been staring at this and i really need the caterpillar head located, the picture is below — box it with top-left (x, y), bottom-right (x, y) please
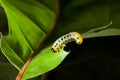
top-left (70, 32), bottom-right (83, 44)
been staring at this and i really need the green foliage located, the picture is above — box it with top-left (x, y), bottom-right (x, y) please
top-left (22, 46), bottom-right (68, 80)
top-left (0, 0), bottom-right (120, 80)
top-left (0, 63), bottom-right (18, 80)
top-left (0, 0), bottom-right (56, 70)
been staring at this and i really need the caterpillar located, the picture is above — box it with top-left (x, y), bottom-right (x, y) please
top-left (51, 32), bottom-right (83, 53)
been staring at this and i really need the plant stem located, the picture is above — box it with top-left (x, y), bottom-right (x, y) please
top-left (15, 53), bottom-right (34, 80)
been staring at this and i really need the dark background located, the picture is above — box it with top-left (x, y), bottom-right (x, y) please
top-left (47, 36), bottom-right (120, 80)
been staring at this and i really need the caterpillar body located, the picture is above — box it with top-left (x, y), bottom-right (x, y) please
top-left (51, 32), bottom-right (83, 53)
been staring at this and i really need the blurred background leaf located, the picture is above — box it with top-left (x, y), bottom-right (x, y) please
top-left (0, 62), bottom-right (18, 80)
top-left (49, 0), bottom-right (120, 40)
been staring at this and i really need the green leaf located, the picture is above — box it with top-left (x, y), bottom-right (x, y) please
top-left (82, 28), bottom-right (120, 39)
top-left (0, 0), bottom-right (56, 70)
top-left (22, 46), bottom-right (69, 80)
top-left (82, 21), bottom-right (120, 38)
